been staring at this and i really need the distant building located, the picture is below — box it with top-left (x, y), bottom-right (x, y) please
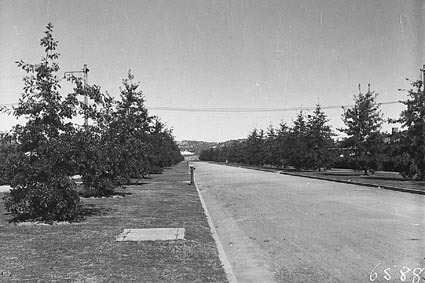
top-left (180, 150), bottom-right (198, 161)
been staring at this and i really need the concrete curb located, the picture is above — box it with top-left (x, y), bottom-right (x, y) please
top-left (192, 173), bottom-right (238, 283)
top-left (278, 171), bottom-right (425, 195)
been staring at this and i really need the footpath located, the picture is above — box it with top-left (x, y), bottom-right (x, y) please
top-left (218, 163), bottom-right (425, 195)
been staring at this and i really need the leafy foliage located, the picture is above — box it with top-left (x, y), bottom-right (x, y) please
top-left (67, 76), bottom-right (126, 196)
top-left (3, 176), bottom-right (81, 222)
top-left (200, 105), bottom-right (336, 171)
top-left (68, 70), bottom-right (182, 196)
top-left (288, 111), bottom-right (309, 169)
top-left (391, 77), bottom-right (425, 180)
top-left (148, 118), bottom-right (184, 172)
top-left (2, 23), bottom-right (183, 221)
top-left (305, 105), bottom-right (336, 171)
top-left (339, 85), bottom-right (383, 174)
top-left (0, 138), bottom-right (18, 185)
top-left (244, 129), bottom-right (265, 165)
top-left (107, 71), bottom-right (153, 180)
top-left (2, 23), bottom-right (82, 221)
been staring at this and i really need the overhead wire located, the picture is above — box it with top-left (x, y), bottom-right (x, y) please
top-left (0, 101), bottom-right (402, 112)
top-left (148, 101), bottom-right (401, 112)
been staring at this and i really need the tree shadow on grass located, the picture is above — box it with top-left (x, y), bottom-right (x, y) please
top-left (126, 182), bottom-right (151, 186)
top-left (80, 203), bottom-right (114, 218)
top-left (3, 203), bottom-right (115, 224)
top-left (79, 190), bottom-right (132, 198)
top-left (364, 176), bottom-right (408, 182)
top-left (322, 172), bottom-right (363, 177)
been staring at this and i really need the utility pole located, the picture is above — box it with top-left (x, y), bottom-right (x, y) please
top-left (83, 64), bottom-right (89, 127)
top-left (422, 64), bottom-right (425, 92)
top-left (64, 64), bottom-right (90, 127)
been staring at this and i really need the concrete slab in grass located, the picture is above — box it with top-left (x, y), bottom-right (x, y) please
top-left (116, 228), bottom-right (185, 241)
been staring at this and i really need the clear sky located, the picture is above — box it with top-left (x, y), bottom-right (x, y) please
top-left (1, 0), bottom-right (423, 142)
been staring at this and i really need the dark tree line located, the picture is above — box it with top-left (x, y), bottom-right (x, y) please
top-left (201, 79), bottom-right (425, 181)
top-left (0, 23), bottom-right (183, 222)
top-left (201, 104), bottom-right (337, 171)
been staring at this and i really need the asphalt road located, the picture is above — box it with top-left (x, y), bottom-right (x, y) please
top-left (194, 162), bottom-right (425, 283)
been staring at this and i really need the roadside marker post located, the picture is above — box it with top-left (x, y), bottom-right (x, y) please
top-left (189, 165), bottom-right (195, 185)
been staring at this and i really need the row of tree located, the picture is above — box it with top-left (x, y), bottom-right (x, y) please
top-left (200, 79), bottom-right (425, 181)
top-left (0, 23), bottom-right (183, 222)
top-left (200, 105), bottom-right (336, 171)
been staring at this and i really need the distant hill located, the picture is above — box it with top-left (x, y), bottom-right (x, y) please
top-left (216, 139), bottom-right (246, 147)
top-left (177, 140), bottom-right (218, 155)
top-left (177, 139), bottom-right (246, 155)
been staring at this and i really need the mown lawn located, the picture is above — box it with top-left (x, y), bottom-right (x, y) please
top-left (281, 169), bottom-right (425, 192)
top-left (222, 162), bottom-right (425, 193)
top-left (0, 162), bottom-right (227, 282)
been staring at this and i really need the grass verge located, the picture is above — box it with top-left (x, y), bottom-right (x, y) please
top-left (0, 162), bottom-right (227, 282)
top-left (279, 169), bottom-right (425, 192)
top-left (216, 162), bottom-right (425, 193)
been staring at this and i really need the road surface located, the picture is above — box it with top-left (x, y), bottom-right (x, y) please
top-left (194, 162), bottom-right (425, 283)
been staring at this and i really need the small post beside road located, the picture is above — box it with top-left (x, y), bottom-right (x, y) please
top-left (189, 165), bottom-right (195, 185)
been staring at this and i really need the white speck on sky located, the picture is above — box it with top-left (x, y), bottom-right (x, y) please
top-left (0, 0), bottom-right (423, 142)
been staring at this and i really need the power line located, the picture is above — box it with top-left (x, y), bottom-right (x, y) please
top-left (148, 101), bottom-right (402, 112)
top-left (0, 101), bottom-right (402, 113)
